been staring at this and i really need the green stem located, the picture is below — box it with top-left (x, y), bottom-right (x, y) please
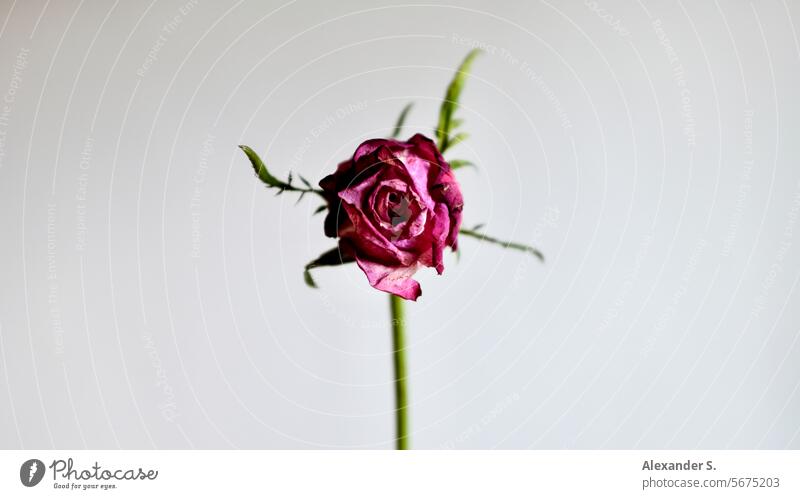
top-left (390, 294), bottom-right (409, 450)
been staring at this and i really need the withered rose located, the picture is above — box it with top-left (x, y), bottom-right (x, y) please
top-left (319, 134), bottom-right (463, 300)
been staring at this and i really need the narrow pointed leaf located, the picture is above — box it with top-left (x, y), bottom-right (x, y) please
top-left (436, 49), bottom-right (481, 152)
top-left (449, 159), bottom-right (476, 170)
top-left (391, 102), bottom-right (414, 139)
top-left (240, 144), bottom-right (324, 205)
top-left (303, 268), bottom-right (318, 288)
top-left (303, 246), bottom-right (355, 288)
top-left (448, 132), bottom-right (469, 150)
top-left (239, 145), bottom-right (286, 188)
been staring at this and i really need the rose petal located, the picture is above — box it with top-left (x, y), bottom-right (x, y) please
top-left (430, 202), bottom-right (450, 274)
top-left (355, 256), bottom-right (422, 301)
top-left (340, 202), bottom-right (417, 266)
top-left (406, 134), bottom-right (444, 162)
top-left (368, 179), bottom-right (409, 229)
top-left (430, 169), bottom-right (463, 250)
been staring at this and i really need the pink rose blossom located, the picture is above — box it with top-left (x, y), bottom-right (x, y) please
top-left (319, 134), bottom-right (463, 300)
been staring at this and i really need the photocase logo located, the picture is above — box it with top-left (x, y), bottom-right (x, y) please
top-left (20, 459), bottom-right (45, 487)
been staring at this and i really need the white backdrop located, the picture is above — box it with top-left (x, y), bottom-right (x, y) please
top-left (0, 0), bottom-right (798, 449)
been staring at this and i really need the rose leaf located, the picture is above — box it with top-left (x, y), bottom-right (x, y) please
top-left (449, 159), bottom-right (476, 170)
top-left (303, 246), bottom-right (355, 288)
top-left (436, 49), bottom-right (481, 153)
top-left (391, 102), bottom-right (414, 139)
top-left (239, 145), bottom-right (287, 188)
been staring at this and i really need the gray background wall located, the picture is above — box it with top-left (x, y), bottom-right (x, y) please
top-left (0, 0), bottom-right (798, 449)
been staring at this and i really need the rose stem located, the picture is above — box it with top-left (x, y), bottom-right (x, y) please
top-left (390, 294), bottom-right (409, 450)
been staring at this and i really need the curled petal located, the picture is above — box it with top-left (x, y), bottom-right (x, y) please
top-left (355, 257), bottom-right (422, 301)
top-left (430, 203), bottom-right (450, 274)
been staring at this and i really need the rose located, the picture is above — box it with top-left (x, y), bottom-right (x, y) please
top-left (319, 134), bottom-right (463, 300)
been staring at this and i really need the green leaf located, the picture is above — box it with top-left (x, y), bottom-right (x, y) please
top-left (303, 246), bottom-right (355, 288)
top-left (391, 102), bottom-right (414, 139)
top-left (239, 145), bottom-right (286, 188)
top-left (313, 204), bottom-right (327, 215)
top-left (303, 268), bottom-right (318, 288)
top-left (449, 132), bottom-right (469, 149)
top-left (239, 145), bottom-right (325, 204)
top-left (449, 159), bottom-right (476, 170)
top-left (459, 227), bottom-right (544, 262)
top-left (436, 49), bottom-right (481, 153)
